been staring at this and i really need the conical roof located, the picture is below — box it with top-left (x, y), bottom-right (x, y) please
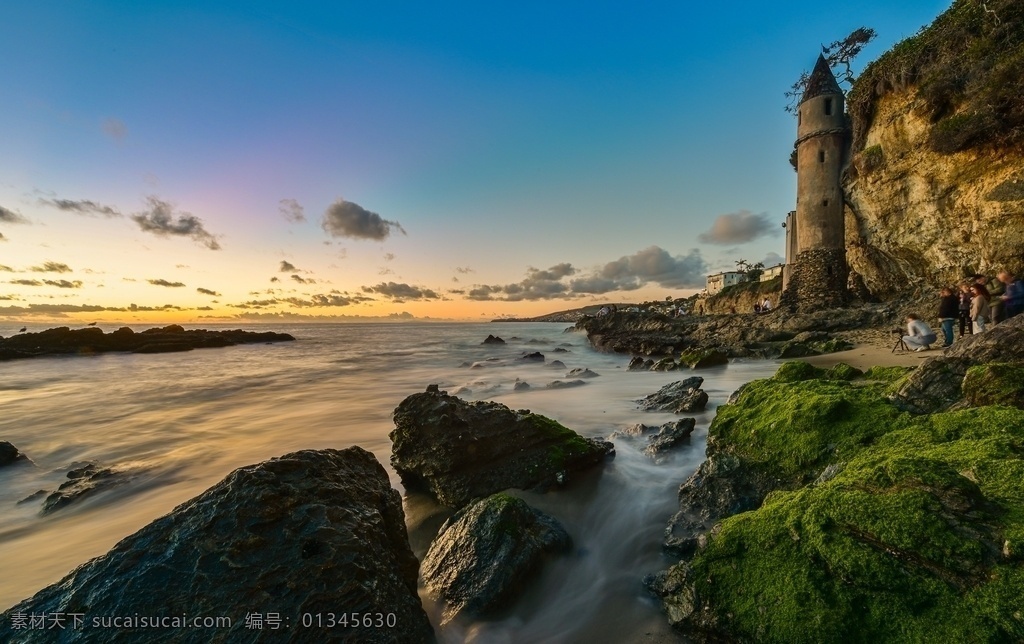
top-left (800, 54), bottom-right (842, 104)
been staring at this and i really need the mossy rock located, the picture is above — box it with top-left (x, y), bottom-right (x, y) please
top-left (824, 362), bottom-right (864, 381)
top-left (674, 401), bottom-right (1024, 642)
top-left (678, 349), bottom-right (728, 369)
top-left (864, 365), bottom-right (915, 383)
top-left (962, 363), bottom-right (1024, 409)
top-left (652, 357), bottom-right (678, 371)
top-left (808, 338), bottom-right (854, 354)
top-left (773, 360), bottom-right (825, 382)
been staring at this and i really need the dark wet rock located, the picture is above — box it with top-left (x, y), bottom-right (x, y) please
top-left (17, 490), bottom-right (47, 505)
top-left (421, 493), bottom-right (571, 624)
top-left (575, 311), bottom-right (692, 355)
top-left (547, 359), bottom-right (567, 369)
top-left (565, 368), bottom-right (599, 379)
top-left (677, 349), bottom-right (728, 369)
top-left (889, 357), bottom-right (974, 414)
top-left (513, 380), bottom-right (531, 392)
top-left (545, 379), bottom-right (587, 389)
top-left (40, 463), bottom-right (133, 514)
top-left (642, 419), bottom-right (697, 459)
top-left (609, 423), bottom-right (656, 440)
top-left (482, 334), bottom-right (506, 345)
top-left (391, 386), bottom-right (613, 508)
top-left (962, 363), bottom-right (1024, 409)
top-left (644, 564), bottom-right (701, 630)
top-left (1, 448), bottom-right (434, 644)
top-left (628, 356), bottom-right (646, 371)
top-left (0, 325), bottom-right (294, 362)
top-left (652, 357), bottom-right (677, 371)
top-left (637, 377), bottom-right (708, 413)
top-left (0, 441), bottom-right (26, 467)
top-left (517, 351), bottom-right (545, 362)
top-left (551, 347), bottom-right (569, 353)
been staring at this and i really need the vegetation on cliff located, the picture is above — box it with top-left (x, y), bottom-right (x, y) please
top-left (849, 0), bottom-right (1024, 152)
top-left (659, 363), bottom-right (1024, 642)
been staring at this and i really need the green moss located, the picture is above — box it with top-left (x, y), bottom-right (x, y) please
top-left (962, 363), bottom-right (1024, 409)
top-left (679, 381), bottom-right (1024, 642)
top-left (529, 414), bottom-right (597, 470)
top-left (864, 365), bottom-right (915, 383)
top-left (773, 360), bottom-right (825, 382)
top-left (825, 362), bottom-right (863, 381)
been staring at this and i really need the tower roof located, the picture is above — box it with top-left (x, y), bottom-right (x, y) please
top-left (800, 54), bottom-right (842, 104)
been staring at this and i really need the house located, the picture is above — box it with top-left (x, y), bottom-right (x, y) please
top-left (760, 263), bottom-right (784, 281)
top-left (706, 271), bottom-right (747, 295)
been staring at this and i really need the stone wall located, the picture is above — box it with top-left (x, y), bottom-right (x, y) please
top-left (780, 248), bottom-right (851, 312)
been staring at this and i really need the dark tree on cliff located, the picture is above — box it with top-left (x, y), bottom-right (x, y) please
top-left (785, 27), bottom-right (877, 112)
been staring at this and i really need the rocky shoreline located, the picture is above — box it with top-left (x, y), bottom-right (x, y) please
top-left (0, 325), bottom-right (295, 361)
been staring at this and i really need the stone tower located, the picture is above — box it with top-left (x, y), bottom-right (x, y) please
top-left (782, 54), bottom-right (850, 310)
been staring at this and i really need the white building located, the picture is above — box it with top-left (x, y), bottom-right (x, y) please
top-left (706, 271), bottom-right (747, 295)
top-left (760, 263), bottom-right (785, 281)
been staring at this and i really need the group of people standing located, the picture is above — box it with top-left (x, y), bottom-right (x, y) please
top-left (906, 271), bottom-right (1024, 351)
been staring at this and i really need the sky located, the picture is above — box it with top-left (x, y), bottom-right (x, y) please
top-left (0, 0), bottom-right (952, 323)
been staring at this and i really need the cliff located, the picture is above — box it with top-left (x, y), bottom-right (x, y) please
top-left (842, 0), bottom-right (1024, 297)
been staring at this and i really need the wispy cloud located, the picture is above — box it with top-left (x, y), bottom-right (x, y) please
top-left (361, 282), bottom-right (439, 301)
top-left (321, 199), bottom-right (405, 241)
top-left (279, 198), bottom-right (305, 223)
top-left (29, 261), bottom-right (72, 273)
top-left (43, 279), bottom-right (83, 289)
top-left (196, 287), bottom-right (221, 296)
top-left (38, 198), bottom-right (121, 218)
top-left (131, 196), bottom-right (222, 250)
top-left (148, 278), bottom-right (186, 288)
top-left (279, 260), bottom-right (299, 272)
top-left (698, 210), bottom-right (780, 245)
top-left (0, 206), bottom-right (29, 224)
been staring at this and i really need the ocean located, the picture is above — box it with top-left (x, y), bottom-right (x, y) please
top-left (0, 322), bottom-right (782, 642)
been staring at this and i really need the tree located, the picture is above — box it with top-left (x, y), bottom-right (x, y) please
top-left (785, 27), bottom-right (877, 113)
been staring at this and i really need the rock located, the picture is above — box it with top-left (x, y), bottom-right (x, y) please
top-left (677, 349), bottom-right (728, 369)
top-left (421, 493), bottom-right (571, 623)
top-left (628, 356), bottom-right (646, 371)
top-left (482, 334), bottom-right (506, 344)
top-left (774, 360), bottom-right (826, 382)
top-left (889, 357), bottom-right (973, 414)
top-left (642, 419), bottom-right (697, 459)
top-left (390, 387), bottom-right (613, 508)
top-left (513, 380), bottom-right (531, 391)
top-left (0, 326), bottom-right (294, 362)
top-left (0, 441), bottom-right (26, 467)
top-left (551, 347), bottom-right (569, 353)
top-left (0, 448), bottom-right (434, 643)
top-left (609, 423), bottom-right (655, 440)
top-left (517, 351), bottom-right (545, 362)
top-left (636, 377), bottom-right (708, 413)
top-left (962, 363), bottom-right (1024, 410)
top-left (565, 368), bottom-right (599, 378)
top-left (825, 362), bottom-right (864, 381)
top-left (651, 357), bottom-right (677, 371)
top-left (644, 565), bottom-right (702, 629)
top-left (40, 463), bottom-right (133, 514)
top-left (945, 315), bottom-right (1024, 364)
top-left (545, 379), bottom-right (587, 389)
top-left (547, 359), bottom-right (567, 369)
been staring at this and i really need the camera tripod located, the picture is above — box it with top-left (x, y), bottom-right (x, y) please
top-left (891, 332), bottom-right (909, 353)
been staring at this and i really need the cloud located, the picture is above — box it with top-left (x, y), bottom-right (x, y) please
top-left (102, 118), bottom-right (127, 142)
top-left (270, 276), bottom-right (280, 283)
top-left (361, 282), bottom-right (439, 301)
top-left (378, 267), bottom-right (395, 276)
top-left (0, 303), bottom-right (128, 318)
top-left (279, 260), bottom-right (299, 272)
top-left (279, 198), bottom-right (306, 223)
top-left (10, 279), bottom-right (42, 286)
top-left (196, 287), bottom-right (221, 296)
top-left (148, 279), bottom-right (186, 288)
top-left (0, 206), bottom-right (29, 224)
top-left (383, 253), bottom-right (395, 262)
top-left (0, 265), bottom-right (14, 272)
top-left (465, 248), bottom-right (707, 301)
top-left (30, 261), bottom-right (72, 273)
top-left (43, 279), bottom-right (83, 289)
top-left (454, 266), bottom-right (474, 274)
top-left (39, 198), bottom-right (121, 217)
top-left (130, 196), bottom-right (222, 250)
top-left (697, 210), bottom-right (780, 245)
top-left (290, 274), bottom-right (309, 284)
top-left (0, 233), bottom-right (6, 242)
top-left (321, 199), bottom-right (405, 241)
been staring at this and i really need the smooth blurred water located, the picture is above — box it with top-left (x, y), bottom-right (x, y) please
top-left (0, 322), bottom-right (780, 640)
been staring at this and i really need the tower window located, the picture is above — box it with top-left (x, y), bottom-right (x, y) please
top-left (823, 199), bottom-right (829, 207)
top-left (798, 110), bottom-right (802, 125)
top-left (825, 98), bottom-right (833, 115)
top-left (819, 150), bottom-right (825, 163)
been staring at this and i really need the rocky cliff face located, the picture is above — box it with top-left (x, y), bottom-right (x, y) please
top-left (844, 91), bottom-right (1024, 295)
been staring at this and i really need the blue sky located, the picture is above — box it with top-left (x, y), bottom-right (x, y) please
top-left (0, 1), bottom-right (951, 321)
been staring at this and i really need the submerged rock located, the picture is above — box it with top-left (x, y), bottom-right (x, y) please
top-left (517, 351), bottom-right (545, 362)
top-left (482, 334), bottom-right (506, 344)
top-left (0, 448), bottom-right (434, 643)
top-left (545, 379), bottom-right (587, 389)
top-left (40, 463), bottom-right (133, 514)
top-left (513, 380), bottom-right (531, 392)
top-left (421, 493), bottom-right (571, 623)
top-left (627, 356), bottom-right (646, 371)
top-left (391, 386), bottom-right (613, 508)
top-left (566, 367), bottom-right (599, 379)
top-left (642, 418), bottom-right (697, 459)
top-left (547, 359), bottom-right (567, 369)
top-left (637, 377), bottom-right (708, 413)
top-left (0, 441), bottom-right (26, 467)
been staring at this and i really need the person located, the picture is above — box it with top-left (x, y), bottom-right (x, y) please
top-left (753, 303), bottom-right (762, 314)
top-left (762, 297), bottom-right (772, 312)
top-left (937, 286), bottom-right (958, 348)
top-left (958, 283), bottom-right (973, 338)
top-left (999, 271), bottom-right (1024, 319)
top-left (977, 274), bottom-right (1006, 323)
top-left (903, 313), bottom-right (937, 352)
top-left (970, 283), bottom-right (990, 333)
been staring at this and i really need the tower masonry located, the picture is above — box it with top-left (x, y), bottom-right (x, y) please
top-left (782, 54), bottom-right (851, 311)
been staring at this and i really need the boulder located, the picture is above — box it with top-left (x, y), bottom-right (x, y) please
top-left (545, 379), bottom-right (587, 389)
top-left (627, 356), bottom-right (646, 371)
top-left (482, 334), bottom-right (506, 344)
top-left (642, 419), bottom-right (697, 459)
top-left (547, 360), bottom-right (567, 369)
top-left (889, 357), bottom-right (974, 414)
top-left (652, 357), bottom-right (677, 371)
top-left (0, 448), bottom-right (435, 643)
top-left (825, 362), bottom-right (864, 381)
top-left (774, 360), bottom-right (826, 383)
top-left (609, 423), bottom-right (655, 440)
top-left (551, 347), bottom-right (569, 353)
top-left (0, 441), bottom-right (25, 467)
top-left (962, 363), bottom-right (1024, 410)
top-left (390, 386), bottom-right (613, 508)
top-left (40, 463), bottom-right (133, 514)
top-left (636, 377), bottom-right (708, 413)
top-left (565, 368), bottom-right (600, 379)
top-left (421, 494), bottom-right (571, 623)
top-left (513, 380), bottom-right (531, 392)
top-left (517, 351), bottom-right (545, 362)
top-left (677, 349), bottom-right (728, 369)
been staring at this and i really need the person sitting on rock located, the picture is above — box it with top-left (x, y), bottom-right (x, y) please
top-left (762, 297), bottom-right (772, 312)
top-left (970, 283), bottom-right (991, 333)
top-left (937, 286), bottom-right (958, 348)
top-left (999, 271), bottom-right (1024, 319)
top-left (903, 313), bottom-right (937, 352)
